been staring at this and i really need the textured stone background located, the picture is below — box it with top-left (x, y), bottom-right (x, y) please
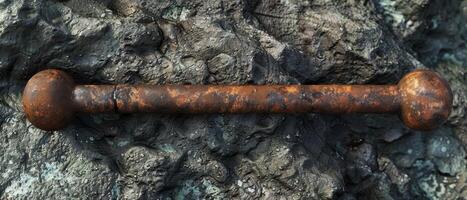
top-left (0, 0), bottom-right (465, 199)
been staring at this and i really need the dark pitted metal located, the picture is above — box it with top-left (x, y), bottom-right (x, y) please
top-left (22, 69), bottom-right (453, 131)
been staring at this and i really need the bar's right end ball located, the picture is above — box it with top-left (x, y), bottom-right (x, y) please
top-left (398, 69), bottom-right (453, 131)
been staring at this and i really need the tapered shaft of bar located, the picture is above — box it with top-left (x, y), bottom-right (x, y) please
top-left (73, 85), bottom-right (400, 114)
top-left (22, 69), bottom-right (453, 131)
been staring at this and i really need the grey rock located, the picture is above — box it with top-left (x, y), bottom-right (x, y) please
top-left (414, 172), bottom-right (460, 200)
top-left (0, 87), bottom-right (117, 199)
top-left (345, 143), bottom-right (377, 184)
top-left (374, 0), bottom-right (430, 38)
top-left (385, 132), bottom-right (425, 168)
top-left (426, 129), bottom-right (466, 176)
top-left (0, 0), bottom-right (466, 199)
top-left (378, 156), bottom-right (410, 194)
top-left (118, 146), bottom-right (183, 199)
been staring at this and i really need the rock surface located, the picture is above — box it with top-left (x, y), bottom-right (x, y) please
top-left (0, 0), bottom-right (465, 199)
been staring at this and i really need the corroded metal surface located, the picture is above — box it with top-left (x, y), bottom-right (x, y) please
top-left (22, 69), bottom-right (453, 131)
top-left (22, 69), bottom-right (75, 131)
top-left (398, 69), bottom-right (453, 130)
top-left (113, 85), bottom-right (400, 114)
top-left (73, 85), bottom-right (116, 113)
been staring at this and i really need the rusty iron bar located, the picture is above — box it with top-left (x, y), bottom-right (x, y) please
top-left (22, 69), bottom-right (453, 131)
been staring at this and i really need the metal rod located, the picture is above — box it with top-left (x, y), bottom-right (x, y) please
top-left (75, 85), bottom-right (400, 114)
top-left (22, 69), bottom-right (453, 131)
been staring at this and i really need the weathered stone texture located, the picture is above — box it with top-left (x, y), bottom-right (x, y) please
top-left (0, 0), bottom-right (465, 199)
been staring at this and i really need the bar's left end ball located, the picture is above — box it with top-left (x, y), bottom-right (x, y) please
top-left (22, 69), bottom-right (75, 131)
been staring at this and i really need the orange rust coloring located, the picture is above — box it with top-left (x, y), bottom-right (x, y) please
top-left (22, 69), bottom-right (452, 131)
top-left (398, 70), bottom-right (453, 130)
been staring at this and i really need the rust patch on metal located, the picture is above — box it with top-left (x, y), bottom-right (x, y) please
top-left (398, 69), bottom-right (453, 130)
top-left (111, 85), bottom-right (400, 114)
top-left (73, 85), bottom-right (116, 113)
top-left (22, 69), bottom-right (453, 131)
top-left (22, 69), bottom-right (75, 131)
